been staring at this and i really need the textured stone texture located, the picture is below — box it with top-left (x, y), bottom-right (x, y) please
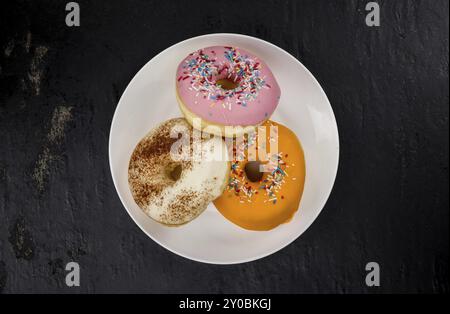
top-left (0, 0), bottom-right (448, 293)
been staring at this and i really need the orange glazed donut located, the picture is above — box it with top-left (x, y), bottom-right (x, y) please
top-left (213, 121), bottom-right (306, 231)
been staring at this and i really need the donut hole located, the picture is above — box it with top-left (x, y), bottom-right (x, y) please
top-left (166, 163), bottom-right (183, 181)
top-left (216, 78), bottom-right (238, 91)
top-left (244, 161), bottom-right (264, 182)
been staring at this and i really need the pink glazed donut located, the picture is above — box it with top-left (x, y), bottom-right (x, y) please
top-left (176, 46), bottom-right (281, 137)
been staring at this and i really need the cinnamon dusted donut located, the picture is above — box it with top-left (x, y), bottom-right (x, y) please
top-left (176, 46), bottom-right (281, 137)
top-left (128, 118), bottom-right (229, 225)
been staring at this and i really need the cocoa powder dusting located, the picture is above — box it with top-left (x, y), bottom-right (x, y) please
top-left (128, 119), bottom-right (194, 212)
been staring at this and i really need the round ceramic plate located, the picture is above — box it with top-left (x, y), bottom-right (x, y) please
top-left (109, 33), bottom-right (339, 264)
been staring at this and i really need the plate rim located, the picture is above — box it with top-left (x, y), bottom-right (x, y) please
top-left (108, 33), bottom-right (340, 265)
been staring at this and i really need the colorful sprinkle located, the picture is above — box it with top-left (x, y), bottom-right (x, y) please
top-left (225, 132), bottom-right (290, 205)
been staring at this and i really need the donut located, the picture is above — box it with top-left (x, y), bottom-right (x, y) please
top-left (128, 118), bottom-right (229, 226)
top-left (176, 46), bottom-right (281, 137)
top-left (213, 121), bottom-right (306, 231)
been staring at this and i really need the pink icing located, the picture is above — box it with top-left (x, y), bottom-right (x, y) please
top-left (176, 46), bottom-right (281, 126)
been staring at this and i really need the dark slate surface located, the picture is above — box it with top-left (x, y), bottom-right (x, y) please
top-left (0, 0), bottom-right (448, 294)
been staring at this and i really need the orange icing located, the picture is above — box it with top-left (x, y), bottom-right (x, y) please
top-left (214, 121), bottom-right (306, 231)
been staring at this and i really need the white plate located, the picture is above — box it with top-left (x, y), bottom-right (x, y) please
top-left (109, 33), bottom-right (339, 264)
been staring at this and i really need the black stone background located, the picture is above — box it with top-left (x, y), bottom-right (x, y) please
top-left (0, 0), bottom-right (448, 294)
